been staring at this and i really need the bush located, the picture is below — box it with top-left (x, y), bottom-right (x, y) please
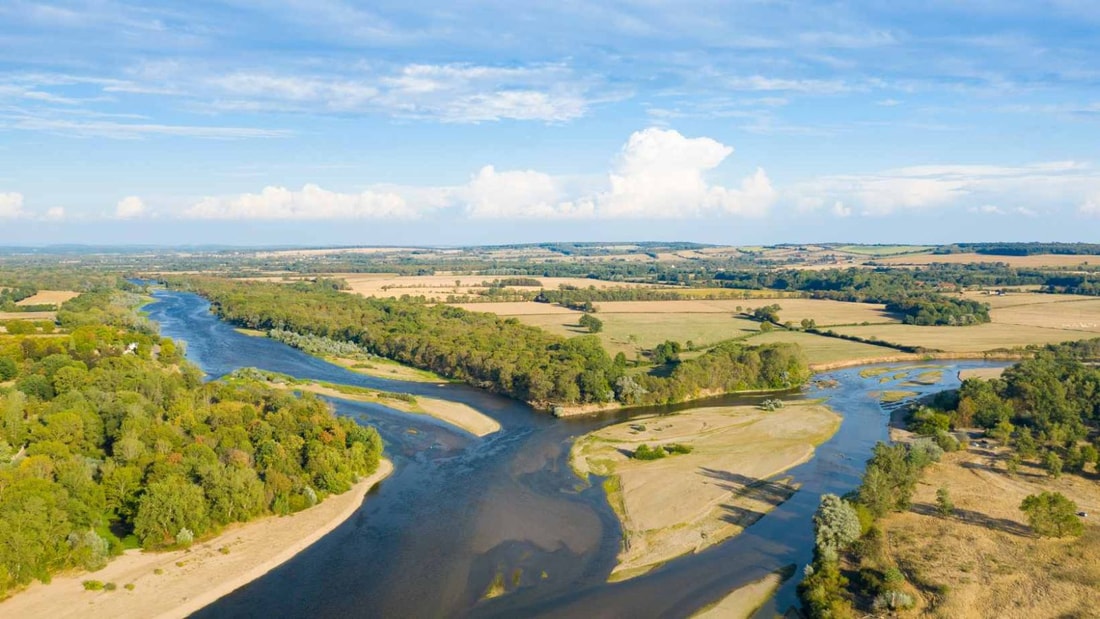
top-left (83, 580), bottom-right (105, 591)
top-left (124, 583), bottom-right (135, 591)
top-left (0, 356), bottom-right (16, 381)
top-left (872, 590), bottom-right (915, 611)
top-left (664, 443), bottom-right (693, 455)
top-left (175, 528), bottom-right (194, 547)
top-left (633, 444), bottom-right (667, 460)
top-left (104, 582), bottom-right (117, 591)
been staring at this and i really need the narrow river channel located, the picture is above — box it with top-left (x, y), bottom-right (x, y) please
top-left (145, 289), bottom-right (1006, 618)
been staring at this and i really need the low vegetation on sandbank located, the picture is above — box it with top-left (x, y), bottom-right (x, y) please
top-left (570, 401), bottom-right (840, 581)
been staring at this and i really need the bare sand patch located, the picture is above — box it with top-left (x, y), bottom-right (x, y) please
top-left (571, 402), bottom-right (840, 580)
top-left (873, 450), bottom-right (1100, 617)
top-left (0, 460), bottom-right (393, 619)
top-left (691, 572), bottom-right (784, 619)
top-left (958, 367), bottom-right (1006, 381)
top-left (325, 354), bottom-right (447, 384)
top-left (15, 290), bottom-right (79, 307)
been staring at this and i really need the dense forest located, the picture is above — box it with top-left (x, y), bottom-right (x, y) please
top-left (0, 287), bottom-right (383, 597)
top-left (170, 277), bottom-right (809, 408)
top-left (935, 242), bottom-right (1100, 256)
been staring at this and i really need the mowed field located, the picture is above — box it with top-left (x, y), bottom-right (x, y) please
top-left (831, 293), bottom-right (1100, 352)
top-left (876, 252), bottom-right (1100, 267)
top-left (460, 298), bottom-right (900, 359)
top-left (742, 330), bottom-right (901, 365)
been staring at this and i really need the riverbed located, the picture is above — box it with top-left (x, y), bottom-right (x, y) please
top-left (145, 289), bottom-right (1006, 618)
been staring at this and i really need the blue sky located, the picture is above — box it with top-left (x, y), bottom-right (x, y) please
top-left (2, 1), bottom-right (1100, 246)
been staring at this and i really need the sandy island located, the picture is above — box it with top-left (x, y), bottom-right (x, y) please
top-left (0, 459), bottom-right (393, 619)
top-left (571, 402), bottom-right (840, 581)
top-left (691, 571), bottom-right (784, 619)
top-left (283, 381), bottom-right (500, 437)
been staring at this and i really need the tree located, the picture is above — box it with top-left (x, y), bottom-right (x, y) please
top-left (1043, 450), bottom-right (1063, 479)
top-left (133, 477), bottom-right (209, 548)
top-left (813, 494), bottom-right (861, 559)
top-left (1019, 492), bottom-right (1083, 538)
top-left (578, 313), bottom-right (603, 333)
top-left (936, 486), bottom-right (954, 517)
top-left (0, 356), bottom-right (17, 381)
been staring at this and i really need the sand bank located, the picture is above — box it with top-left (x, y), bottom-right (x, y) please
top-left (0, 460), bottom-right (393, 619)
top-left (571, 402), bottom-right (840, 580)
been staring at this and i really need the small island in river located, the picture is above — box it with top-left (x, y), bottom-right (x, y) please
top-left (570, 401), bottom-right (840, 581)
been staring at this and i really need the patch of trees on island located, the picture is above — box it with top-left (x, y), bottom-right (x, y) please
top-left (0, 287), bottom-right (383, 597)
top-left (171, 278), bottom-right (811, 409)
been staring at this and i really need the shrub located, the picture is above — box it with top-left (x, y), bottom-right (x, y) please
top-left (104, 582), bottom-right (117, 591)
top-left (933, 431), bottom-right (960, 452)
top-left (813, 494), bottom-right (861, 558)
top-left (83, 580), bottom-right (105, 591)
top-left (633, 444), bottom-right (667, 460)
top-left (664, 443), bottom-right (693, 455)
top-left (872, 590), bottom-right (915, 611)
top-left (175, 528), bottom-right (194, 547)
top-left (1020, 492), bottom-right (1084, 537)
top-left (124, 583), bottom-right (135, 591)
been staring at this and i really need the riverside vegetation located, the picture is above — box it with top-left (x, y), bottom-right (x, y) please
top-left (170, 277), bottom-right (811, 410)
top-left (0, 284), bottom-right (383, 598)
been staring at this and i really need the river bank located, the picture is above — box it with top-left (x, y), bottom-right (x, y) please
top-left (0, 460), bottom-right (393, 619)
top-left (570, 402), bottom-right (840, 581)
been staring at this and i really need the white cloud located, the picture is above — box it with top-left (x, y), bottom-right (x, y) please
top-left (465, 127), bottom-right (774, 219)
top-left (1081, 196), bottom-right (1100, 216)
top-left (1, 116), bottom-right (290, 139)
top-left (115, 196), bottom-right (146, 219)
top-left (0, 193), bottom-right (25, 218)
top-left (185, 184), bottom-right (416, 220)
top-left (43, 207), bottom-right (65, 221)
top-left (831, 201), bottom-right (852, 217)
top-left (726, 76), bottom-right (852, 94)
top-left (795, 161), bottom-right (1100, 216)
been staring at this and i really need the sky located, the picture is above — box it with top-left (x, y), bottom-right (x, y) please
top-left (2, 1), bottom-right (1100, 247)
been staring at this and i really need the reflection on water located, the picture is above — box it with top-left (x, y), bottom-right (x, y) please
top-left (146, 290), bottom-right (1006, 618)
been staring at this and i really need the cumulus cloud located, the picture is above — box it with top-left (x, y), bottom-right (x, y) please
top-left (115, 196), bottom-right (146, 219)
top-left (463, 127), bottom-right (775, 219)
top-left (187, 128), bottom-right (774, 221)
top-left (0, 192), bottom-right (25, 218)
top-left (43, 206), bottom-right (65, 221)
top-left (184, 184), bottom-right (415, 220)
top-left (831, 201), bottom-right (852, 217)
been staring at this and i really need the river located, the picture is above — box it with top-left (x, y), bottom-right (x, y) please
top-left (145, 289), bottom-right (1006, 618)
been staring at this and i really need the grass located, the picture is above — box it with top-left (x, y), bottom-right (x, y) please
top-left (878, 390), bottom-right (918, 403)
top-left (516, 311), bottom-right (762, 358)
top-left (745, 330), bottom-right (900, 365)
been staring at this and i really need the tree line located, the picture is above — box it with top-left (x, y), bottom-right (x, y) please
top-left (169, 277), bottom-right (810, 408)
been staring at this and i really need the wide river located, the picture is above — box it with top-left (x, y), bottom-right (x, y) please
top-left (145, 289), bottom-right (1006, 618)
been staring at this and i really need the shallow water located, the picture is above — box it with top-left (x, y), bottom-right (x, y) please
top-left (146, 290), bottom-right (1006, 618)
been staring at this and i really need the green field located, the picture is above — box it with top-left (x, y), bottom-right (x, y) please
top-left (743, 329), bottom-right (900, 365)
top-left (516, 311), bottom-right (762, 359)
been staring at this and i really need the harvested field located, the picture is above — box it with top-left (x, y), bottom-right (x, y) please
top-left (450, 302), bottom-right (577, 316)
top-left (956, 290), bottom-right (1096, 309)
top-left (15, 290), bottom-right (79, 307)
top-left (870, 448), bottom-right (1100, 617)
top-left (570, 402), bottom-right (840, 580)
top-left (830, 323), bottom-right (1098, 353)
top-left (990, 298), bottom-right (1100, 333)
top-left (876, 252), bottom-right (1100, 267)
top-left (744, 330), bottom-right (900, 366)
top-left (336, 273), bottom-right (658, 301)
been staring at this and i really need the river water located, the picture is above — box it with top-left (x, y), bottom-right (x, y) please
top-left (145, 290), bottom-right (1006, 618)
